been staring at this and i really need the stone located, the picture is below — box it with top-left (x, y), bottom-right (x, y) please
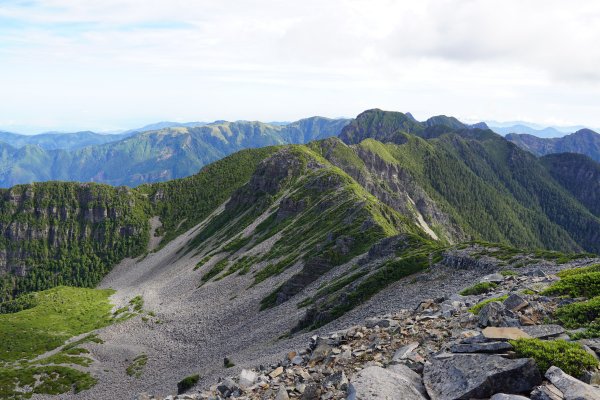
top-left (491, 395), bottom-right (531, 400)
top-left (530, 383), bottom-right (565, 400)
top-left (238, 369), bottom-right (257, 388)
top-left (291, 356), bottom-right (304, 365)
top-left (349, 366), bottom-right (427, 400)
top-left (275, 385), bottom-right (289, 400)
top-left (481, 273), bottom-right (504, 284)
top-left (450, 341), bottom-right (513, 354)
top-left (479, 302), bottom-right (520, 327)
top-left (545, 366), bottom-right (600, 400)
top-left (269, 366), bottom-right (284, 378)
top-left (323, 370), bottom-right (348, 390)
top-left (364, 317), bottom-right (392, 328)
top-left (521, 324), bottom-right (565, 339)
top-left (526, 269), bottom-right (548, 278)
top-left (216, 378), bottom-right (238, 396)
top-left (309, 342), bottom-right (331, 363)
top-left (504, 294), bottom-right (529, 311)
top-left (392, 341), bottom-right (420, 361)
top-left (387, 363), bottom-right (428, 397)
top-left (423, 354), bottom-right (542, 400)
top-left (300, 383), bottom-right (320, 400)
top-left (482, 326), bottom-right (531, 340)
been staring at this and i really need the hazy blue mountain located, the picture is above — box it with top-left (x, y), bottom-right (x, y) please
top-left (0, 130), bottom-right (132, 150)
top-left (0, 117), bottom-right (350, 187)
top-left (506, 129), bottom-right (600, 162)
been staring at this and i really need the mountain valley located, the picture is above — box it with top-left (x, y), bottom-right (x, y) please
top-left (1, 109), bottom-right (600, 399)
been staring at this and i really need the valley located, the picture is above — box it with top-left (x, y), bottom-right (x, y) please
top-left (1, 109), bottom-right (600, 399)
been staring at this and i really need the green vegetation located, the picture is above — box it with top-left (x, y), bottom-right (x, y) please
top-left (126, 354), bottom-right (148, 378)
top-left (129, 295), bottom-right (144, 312)
top-left (0, 286), bottom-right (114, 362)
top-left (0, 287), bottom-right (118, 398)
top-left (202, 259), bottom-right (229, 282)
top-left (500, 270), bottom-right (518, 277)
top-left (557, 263), bottom-right (600, 278)
top-left (468, 295), bottom-right (509, 314)
top-left (194, 256), bottom-right (211, 271)
top-left (459, 282), bottom-right (498, 296)
top-left (177, 374), bottom-right (200, 394)
top-left (554, 296), bottom-right (600, 328)
top-left (510, 338), bottom-right (598, 377)
top-left (542, 272), bottom-right (600, 298)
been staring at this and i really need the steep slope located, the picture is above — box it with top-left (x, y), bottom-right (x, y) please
top-left (0, 117), bottom-right (349, 187)
top-left (506, 129), bottom-right (600, 162)
top-left (540, 153), bottom-right (600, 217)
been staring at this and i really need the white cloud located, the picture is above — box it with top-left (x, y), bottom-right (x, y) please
top-left (1, 0), bottom-right (600, 132)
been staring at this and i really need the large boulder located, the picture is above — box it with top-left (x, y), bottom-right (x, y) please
top-left (545, 366), bottom-right (600, 400)
top-left (479, 302), bottom-right (520, 327)
top-left (348, 365), bottom-right (427, 400)
top-left (423, 354), bottom-right (541, 400)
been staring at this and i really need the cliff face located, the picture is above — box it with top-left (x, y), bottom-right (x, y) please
top-left (0, 182), bottom-right (149, 300)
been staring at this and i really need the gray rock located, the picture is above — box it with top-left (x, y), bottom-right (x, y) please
top-left (530, 383), bottom-right (565, 400)
top-left (216, 378), bottom-right (238, 396)
top-left (309, 342), bottom-right (331, 362)
top-left (504, 294), bottom-right (529, 311)
top-left (529, 382), bottom-right (565, 400)
top-left (291, 355), bottom-right (304, 365)
top-left (526, 269), bottom-right (548, 278)
top-left (481, 273), bottom-right (504, 284)
top-left (491, 395), bottom-right (530, 400)
top-left (275, 385), bottom-right (290, 400)
top-left (350, 366), bottom-right (427, 400)
top-left (300, 383), bottom-right (320, 400)
top-left (545, 366), bottom-right (600, 400)
top-left (238, 369), bottom-right (257, 388)
top-left (323, 371), bottom-right (348, 390)
top-left (392, 341), bottom-right (420, 361)
top-left (521, 324), bottom-right (565, 339)
top-left (423, 354), bottom-right (542, 400)
top-left (387, 363), bottom-right (428, 397)
top-left (450, 341), bottom-right (513, 354)
top-left (479, 301), bottom-right (520, 327)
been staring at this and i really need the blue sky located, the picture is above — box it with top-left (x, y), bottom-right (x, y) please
top-left (1, 0), bottom-right (600, 133)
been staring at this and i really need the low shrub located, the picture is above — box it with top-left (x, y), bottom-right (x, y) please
top-left (510, 338), bottom-right (598, 377)
top-left (459, 282), bottom-right (498, 296)
top-left (542, 272), bottom-right (600, 298)
top-left (557, 264), bottom-right (600, 279)
top-left (468, 295), bottom-right (509, 315)
top-left (177, 374), bottom-right (200, 394)
top-left (554, 296), bottom-right (600, 328)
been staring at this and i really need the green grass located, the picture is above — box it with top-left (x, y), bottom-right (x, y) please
top-left (468, 295), bottom-right (509, 314)
top-left (459, 282), bottom-right (498, 296)
top-left (177, 374), bottom-right (200, 394)
top-left (554, 296), bottom-right (600, 328)
top-left (126, 354), bottom-right (148, 378)
top-left (500, 270), bottom-right (518, 277)
top-left (202, 258), bottom-right (229, 282)
top-left (510, 338), bottom-right (598, 377)
top-left (194, 256), bottom-right (211, 271)
top-left (0, 286), bottom-right (115, 362)
top-left (129, 295), bottom-right (144, 312)
top-left (542, 272), bottom-right (600, 298)
top-left (0, 365), bottom-right (97, 398)
top-left (557, 263), bottom-right (600, 278)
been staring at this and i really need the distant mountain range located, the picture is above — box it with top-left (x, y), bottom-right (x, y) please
top-left (486, 121), bottom-right (595, 138)
top-left (506, 129), bottom-right (600, 162)
top-left (0, 117), bottom-right (350, 187)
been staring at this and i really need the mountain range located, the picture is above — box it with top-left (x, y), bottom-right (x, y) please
top-left (506, 129), bottom-right (600, 162)
top-left (0, 117), bottom-right (349, 187)
top-left (1, 108), bottom-right (600, 398)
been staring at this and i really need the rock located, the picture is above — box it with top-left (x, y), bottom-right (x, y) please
top-left (479, 302), bottom-right (519, 327)
top-left (364, 317), bottom-right (392, 328)
top-left (323, 370), bottom-right (348, 390)
top-left (491, 395), bottom-right (531, 400)
top-left (481, 273), bottom-right (504, 284)
top-left (269, 366), bottom-right (284, 378)
top-left (350, 366), bottom-right (427, 400)
top-left (579, 339), bottom-right (600, 354)
top-left (531, 383), bottom-right (566, 400)
top-left (504, 294), bottom-right (529, 311)
top-left (309, 342), bottom-right (331, 363)
top-left (526, 269), bottom-right (548, 278)
top-left (392, 342), bottom-right (420, 361)
top-left (521, 324), bottom-right (565, 339)
top-left (545, 366), bottom-right (600, 400)
top-left (450, 341), bottom-right (513, 354)
top-left (387, 363), bottom-right (428, 397)
top-left (300, 383), bottom-right (320, 400)
top-left (216, 378), bottom-right (238, 396)
top-left (482, 326), bottom-right (531, 340)
top-left (238, 369), bottom-right (257, 388)
top-left (275, 385), bottom-right (289, 400)
top-left (423, 354), bottom-right (541, 400)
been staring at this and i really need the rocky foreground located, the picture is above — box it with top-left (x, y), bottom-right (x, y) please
top-left (138, 267), bottom-right (600, 400)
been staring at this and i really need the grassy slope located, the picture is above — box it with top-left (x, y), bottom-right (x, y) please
top-left (0, 286), bottom-right (116, 398)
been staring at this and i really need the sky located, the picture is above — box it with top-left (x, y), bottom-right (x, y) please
top-left (1, 0), bottom-right (600, 134)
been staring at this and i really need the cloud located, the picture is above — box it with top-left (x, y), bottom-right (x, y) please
top-left (0, 0), bottom-right (600, 131)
